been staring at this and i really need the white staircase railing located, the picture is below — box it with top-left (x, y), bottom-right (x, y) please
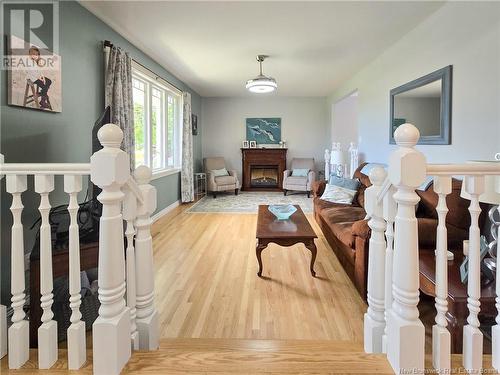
top-left (0, 123), bottom-right (159, 374)
top-left (364, 123), bottom-right (500, 374)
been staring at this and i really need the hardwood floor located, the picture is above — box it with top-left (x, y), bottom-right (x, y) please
top-left (151, 203), bottom-right (367, 342)
top-left (1, 339), bottom-right (495, 374)
top-left (0, 339), bottom-right (393, 374)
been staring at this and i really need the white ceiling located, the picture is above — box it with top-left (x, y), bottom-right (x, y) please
top-left (81, 1), bottom-right (444, 97)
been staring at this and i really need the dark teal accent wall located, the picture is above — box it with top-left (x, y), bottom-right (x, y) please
top-left (0, 1), bottom-right (202, 303)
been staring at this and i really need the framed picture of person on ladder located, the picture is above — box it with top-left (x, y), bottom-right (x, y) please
top-left (7, 35), bottom-right (62, 113)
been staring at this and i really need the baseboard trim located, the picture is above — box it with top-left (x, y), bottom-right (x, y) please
top-left (152, 200), bottom-right (180, 223)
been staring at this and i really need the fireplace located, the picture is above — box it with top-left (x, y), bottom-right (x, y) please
top-left (241, 148), bottom-right (287, 191)
top-left (250, 166), bottom-right (279, 188)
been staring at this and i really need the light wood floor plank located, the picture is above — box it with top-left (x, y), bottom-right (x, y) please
top-left (152, 204), bottom-right (367, 342)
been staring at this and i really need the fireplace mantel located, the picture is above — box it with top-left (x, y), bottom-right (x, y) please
top-left (241, 148), bottom-right (287, 192)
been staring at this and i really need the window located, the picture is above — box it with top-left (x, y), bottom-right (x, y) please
top-left (132, 65), bottom-right (182, 177)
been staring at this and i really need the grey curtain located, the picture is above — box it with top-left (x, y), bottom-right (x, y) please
top-left (105, 46), bottom-right (135, 170)
top-left (181, 92), bottom-right (194, 203)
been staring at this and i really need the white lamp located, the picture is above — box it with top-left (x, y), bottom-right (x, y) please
top-left (330, 149), bottom-right (345, 178)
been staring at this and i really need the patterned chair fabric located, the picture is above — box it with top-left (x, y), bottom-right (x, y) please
top-left (204, 157), bottom-right (240, 195)
top-left (283, 158), bottom-right (316, 195)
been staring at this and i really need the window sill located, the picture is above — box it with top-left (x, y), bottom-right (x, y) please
top-left (152, 168), bottom-right (181, 181)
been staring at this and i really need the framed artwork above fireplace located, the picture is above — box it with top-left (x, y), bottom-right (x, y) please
top-left (246, 117), bottom-right (281, 145)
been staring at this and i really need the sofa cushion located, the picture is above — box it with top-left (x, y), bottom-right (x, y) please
top-left (286, 176), bottom-right (308, 186)
top-left (331, 222), bottom-right (356, 248)
top-left (312, 180), bottom-right (327, 197)
top-left (292, 168), bottom-right (309, 177)
top-left (211, 167), bottom-right (229, 177)
top-left (322, 205), bottom-right (366, 225)
top-left (352, 163), bottom-right (370, 208)
top-left (357, 185), bottom-right (366, 208)
top-left (416, 179), bottom-right (471, 231)
top-left (215, 175), bottom-right (236, 185)
top-left (417, 217), bottom-right (469, 249)
top-left (314, 197), bottom-right (339, 214)
top-left (320, 182), bottom-right (358, 205)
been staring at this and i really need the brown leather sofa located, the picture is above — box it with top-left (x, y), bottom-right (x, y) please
top-left (312, 163), bottom-right (481, 299)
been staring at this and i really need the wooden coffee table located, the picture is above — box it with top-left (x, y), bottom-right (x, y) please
top-left (256, 205), bottom-right (318, 277)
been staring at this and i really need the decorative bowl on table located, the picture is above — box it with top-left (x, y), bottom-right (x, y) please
top-left (268, 204), bottom-right (297, 220)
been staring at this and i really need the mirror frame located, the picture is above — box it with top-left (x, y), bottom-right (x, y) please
top-left (389, 65), bottom-right (452, 145)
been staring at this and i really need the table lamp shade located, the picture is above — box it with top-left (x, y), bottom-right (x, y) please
top-left (330, 150), bottom-right (345, 165)
top-left (460, 162), bottom-right (500, 204)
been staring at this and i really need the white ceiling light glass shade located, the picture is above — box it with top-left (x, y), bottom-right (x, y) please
top-left (246, 55), bottom-right (277, 93)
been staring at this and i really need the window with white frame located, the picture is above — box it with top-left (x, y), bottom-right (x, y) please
top-left (132, 66), bottom-right (182, 176)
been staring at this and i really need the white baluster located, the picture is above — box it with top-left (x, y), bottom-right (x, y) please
top-left (123, 188), bottom-right (139, 350)
top-left (34, 175), bottom-right (58, 369)
top-left (324, 149), bottom-right (330, 181)
top-left (386, 124), bottom-right (426, 373)
top-left (134, 166), bottom-right (159, 350)
top-left (349, 142), bottom-right (359, 178)
top-left (91, 124), bottom-right (131, 375)
top-left (64, 175), bottom-right (86, 369)
top-left (364, 166), bottom-right (387, 353)
top-left (493, 176), bottom-right (500, 371)
top-left (432, 176), bottom-right (452, 373)
top-left (382, 185), bottom-right (397, 353)
top-left (0, 155), bottom-right (7, 360)
top-left (6, 175), bottom-right (29, 369)
top-left (463, 175), bottom-right (485, 372)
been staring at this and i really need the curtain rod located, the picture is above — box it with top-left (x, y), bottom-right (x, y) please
top-left (103, 40), bottom-right (183, 93)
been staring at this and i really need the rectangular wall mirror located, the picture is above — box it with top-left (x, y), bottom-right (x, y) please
top-left (390, 65), bottom-right (452, 145)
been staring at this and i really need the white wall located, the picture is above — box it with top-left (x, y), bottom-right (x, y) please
top-left (201, 97), bottom-right (328, 181)
top-left (327, 2), bottom-right (500, 164)
top-left (332, 91), bottom-right (359, 147)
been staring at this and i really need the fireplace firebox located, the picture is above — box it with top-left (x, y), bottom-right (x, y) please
top-left (250, 166), bottom-right (279, 188)
top-left (241, 148), bottom-right (287, 191)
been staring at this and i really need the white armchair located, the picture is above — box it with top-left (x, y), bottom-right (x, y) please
top-left (283, 158), bottom-right (316, 197)
top-left (204, 157), bottom-right (240, 198)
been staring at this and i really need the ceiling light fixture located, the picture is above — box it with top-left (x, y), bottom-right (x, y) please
top-left (245, 55), bottom-right (277, 94)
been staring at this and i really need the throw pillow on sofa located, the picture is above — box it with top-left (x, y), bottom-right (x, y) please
top-left (320, 176), bottom-right (361, 204)
top-left (292, 168), bottom-right (309, 177)
top-left (211, 168), bottom-right (229, 177)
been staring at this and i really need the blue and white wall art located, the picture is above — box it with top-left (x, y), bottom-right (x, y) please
top-left (246, 118), bottom-right (281, 144)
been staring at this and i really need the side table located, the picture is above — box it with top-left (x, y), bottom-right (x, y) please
top-left (194, 172), bottom-right (207, 197)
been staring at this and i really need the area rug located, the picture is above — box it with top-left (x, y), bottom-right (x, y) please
top-left (187, 191), bottom-right (313, 213)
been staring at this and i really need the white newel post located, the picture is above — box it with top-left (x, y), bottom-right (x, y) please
top-left (91, 124), bottom-right (131, 375)
top-left (34, 175), bottom-right (58, 369)
top-left (493, 176), bottom-right (500, 371)
top-left (432, 176), bottom-right (452, 373)
top-left (0, 154), bottom-right (7, 360)
top-left (123, 187), bottom-right (139, 350)
top-left (64, 175), bottom-right (87, 369)
top-left (134, 166), bottom-right (159, 350)
top-left (6, 174), bottom-right (29, 369)
top-left (382, 185), bottom-right (397, 353)
top-left (386, 124), bottom-right (426, 373)
top-left (462, 175), bottom-right (485, 372)
top-left (364, 166), bottom-right (387, 353)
